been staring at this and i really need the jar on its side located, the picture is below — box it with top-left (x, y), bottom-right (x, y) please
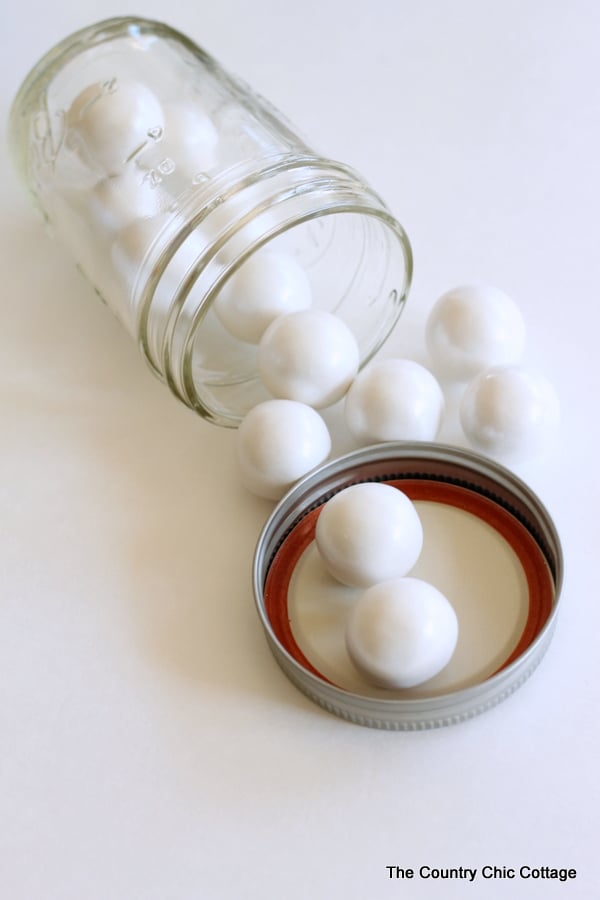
top-left (9, 17), bottom-right (412, 426)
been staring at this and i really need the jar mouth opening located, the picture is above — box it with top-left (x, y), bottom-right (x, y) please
top-left (132, 156), bottom-right (413, 427)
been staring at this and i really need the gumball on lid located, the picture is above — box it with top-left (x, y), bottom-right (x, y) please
top-left (345, 577), bottom-right (459, 689)
top-left (315, 482), bottom-right (423, 587)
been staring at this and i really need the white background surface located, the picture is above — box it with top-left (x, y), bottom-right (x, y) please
top-left (1, 2), bottom-right (599, 898)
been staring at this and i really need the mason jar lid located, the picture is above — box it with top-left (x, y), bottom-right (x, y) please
top-left (253, 442), bottom-right (563, 730)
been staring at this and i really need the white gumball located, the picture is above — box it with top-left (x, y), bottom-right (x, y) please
top-left (258, 310), bottom-right (359, 408)
top-left (111, 219), bottom-right (223, 339)
top-left (236, 399), bottom-right (331, 500)
top-left (460, 365), bottom-right (560, 462)
top-left (111, 215), bottom-right (168, 285)
top-left (88, 168), bottom-right (163, 231)
top-left (159, 103), bottom-right (219, 177)
top-left (345, 577), bottom-right (459, 689)
top-left (108, 216), bottom-right (168, 332)
top-left (315, 482), bottom-right (423, 588)
top-left (214, 249), bottom-right (312, 343)
top-left (426, 285), bottom-right (526, 382)
top-left (67, 81), bottom-right (164, 175)
top-left (205, 192), bottom-right (278, 264)
top-left (344, 358), bottom-right (444, 444)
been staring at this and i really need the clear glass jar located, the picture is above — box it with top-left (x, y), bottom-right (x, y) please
top-left (10, 16), bottom-right (412, 426)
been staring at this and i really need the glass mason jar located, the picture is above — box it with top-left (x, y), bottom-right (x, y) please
top-left (10, 17), bottom-right (412, 426)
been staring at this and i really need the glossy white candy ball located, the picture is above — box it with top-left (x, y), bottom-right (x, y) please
top-left (344, 358), bottom-right (444, 443)
top-left (345, 577), bottom-right (459, 689)
top-left (111, 215), bottom-right (167, 284)
top-left (426, 285), bottom-right (526, 382)
top-left (258, 310), bottom-right (359, 408)
top-left (214, 250), bottom-right (312, 343)
top-left (205, 192), bottom-right (277, 264)
top-left (108, 216), bottom-right (169, 333)
top-left (315, 483), bottom-right (423, 588)
top-left (460, 365), bottom-right (560, 462)
top-left (67, 81), bottom-right (164, 175)
top-left (160, 103), bottom-right (219, 177)
top-left (236, 400), bottom-right (331, 500)
top-left (89, 168), bottom-right (163, 231)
